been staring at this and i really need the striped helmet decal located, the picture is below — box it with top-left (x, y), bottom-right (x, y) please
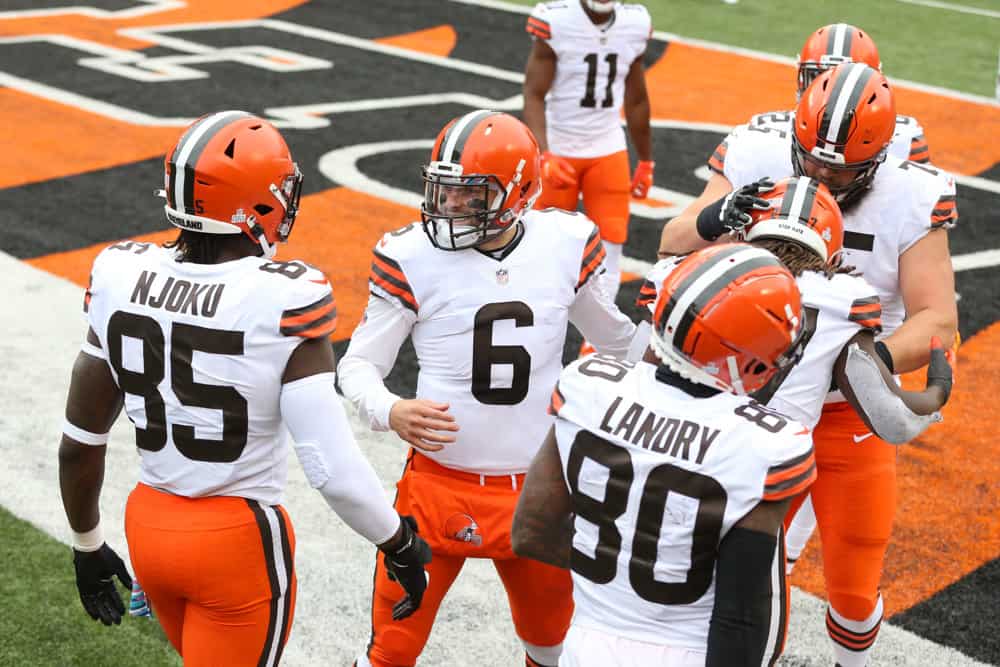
top-left (167, 110), bottom-right (252, 214)
top-left (435, 109), bottom-right (499, 164)
top-left (817, 62), bottom-right (874, 151)
top-left (778, 176), bottom-right (820, 226)
top-left (658, 246), bottom-right (779, 350)
top-left (825, 23), bottom-right (853, 59)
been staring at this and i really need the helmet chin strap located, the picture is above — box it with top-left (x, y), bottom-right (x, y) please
top-left (582, 0), bottom-right (615, 14)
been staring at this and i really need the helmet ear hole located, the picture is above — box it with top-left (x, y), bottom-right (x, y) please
top-left (254, 204), bottom-right (274, 216)
top-left (224, 139), bottom-right (236, 159)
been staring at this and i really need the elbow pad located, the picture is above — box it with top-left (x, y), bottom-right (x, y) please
top-left (280, 373), bottom-right (400, 545)
top-left (706, 527), bottom-right (781, 667)
top-left (844, 343), bottom-right (942, 444)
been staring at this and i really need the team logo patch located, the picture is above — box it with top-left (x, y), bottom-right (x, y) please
top-left (444, 513), bottom-right (483, 546)
top-left (496, 268), bottom-right (509, 285)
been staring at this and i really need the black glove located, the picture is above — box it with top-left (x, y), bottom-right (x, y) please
top-left (695, 177), bottom-right (775, 241)
top-left (73, 543), bottom-right (133, 626)
top-left (381, 515), bottom-right (432, 621)
top-left (926, 336), bottom-right (953, 405)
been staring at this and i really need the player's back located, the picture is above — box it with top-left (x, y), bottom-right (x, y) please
top-left (551, 355), bottom-right (813, 649)
top-left (529, 1), bottom-right (651, 157)
top-left (85, 241), bottom-right (336, 504)
top-left (371, 209), bottom-right (606, 475)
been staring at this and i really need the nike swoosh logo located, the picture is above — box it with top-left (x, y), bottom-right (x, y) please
top-left (853, 432), bottom-right (875, 443)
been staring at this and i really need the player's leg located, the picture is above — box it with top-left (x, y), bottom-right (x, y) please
top-left (810, 404), bottom-right (896, 667)
top-left (579, 150), bottom-right (630, 302)
top-left (784, 494), bottom-right (817, 574)
top-left (361, 550), bottom-right (465, 667)
top-left (494, 556), bottom-right (574, 667)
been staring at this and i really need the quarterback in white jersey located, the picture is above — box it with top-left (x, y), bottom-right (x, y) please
top-left (524, 0), bottom-right (654, 303)
top-left (338, 111), bottom-right (639, 667)
top-left (58, 113), bottom-right (430, 665)
top-left (514, 244), bottom-right (814, 666)
top-left (659, 64), bottom-right (958, 667)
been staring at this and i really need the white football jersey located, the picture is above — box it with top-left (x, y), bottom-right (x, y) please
top-left (738, 110), bottom-right (931, 167)
top-left (364, 209), bottom-right (635, 474)
top-left (551, 355), bottom-right (813, 653)
top-left (708, 121), bottom-right (957, 338)
top-left (527, 1), bottom-right (651, 158)
top-left (84, 242), bottom-right (337, 504)
top-left (637, 260), bottom-right (881, 428)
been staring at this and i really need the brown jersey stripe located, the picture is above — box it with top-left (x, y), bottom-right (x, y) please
top-left (280, 303), bottom-right (338, 337)
top-left (526, 18), bottom-right (551, 39)
top-left (281, 298), bottom-right (336, 328)
top-left (280, 291), bottom-right (334, 320)
top-left (636, 280), bottom-right (658, 307)
top-left (763, 463), bottom-right (816, 501)
top-left (765, 453), bottom-right (815, 486)
top-left (576, 243), bottom-right (607, 290)
top-left (766, 448), bottom-right (813, 475)
top-left (850, 295), bottom-right (879, 309)
top-left (707, 140), bottom-right (727, 173)
top-left (372, 249), bottom-right (410, 283)
top-left (763, 462), bottom-right (816, 501)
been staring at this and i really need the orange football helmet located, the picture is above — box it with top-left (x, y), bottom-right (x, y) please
top-left (792, 63), bottom-right (895, 207)
top-left (422, 110), bottom-right (542, 250)
top-left (797, 23), bottom-right (881, 97)
top-left (160, 111), bottom-right (303, 258)
top-left (649, 244), bottom-right (805, 395)
top-left (739, 176), bottom-right (844, 264)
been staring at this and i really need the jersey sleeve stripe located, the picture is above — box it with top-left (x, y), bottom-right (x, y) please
top-left (635, 280), bottom-right (657, 307)
top-left (280, 292), bottom-right (333, 320)
top-left (765, 455), bottom-right (814, 486)
top-left (280, 308), bottom-right (338, 338)
top-left (930, 195), bottom-right (958, 229)
top-left (765, 448), bottom-right (812, 475)
top-left (526, 17), bottom-right (551, 39)
top-left (547, 384), bottom-right (565, 416)
top-left (577, 243), bottom-right (607, 291)
top-left (370, 251), bottom-right (419, 313)
top-left (908, 136), bottom-right (930, 163)
top-left (281, 297), bottom-right (337, 331)
top-left (707, 140), bottom-right (728, 174)
top-left (763, 461), bottom-right (816, 501)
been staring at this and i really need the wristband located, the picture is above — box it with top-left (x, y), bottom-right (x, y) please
top-left (873, 340), bottom-right (894, 374)
top-left (695, 197), bottom-right (726, 241)
top-left (71, 522), bottom-right (104, 552)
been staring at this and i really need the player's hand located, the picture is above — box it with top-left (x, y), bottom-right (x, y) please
top-left (695, 177), bottom-right (775, 241)
top-left (926, 336), bottom-right (954, 406)
top-left (73, 543), bottom-right (133, 626)
top-left (541, 151), bottom-right (577, 189)
top-left (630, 160), bottom-right (655, 199)
top-left (388, 399), bottom-right (459, 451)
top-left (380, 515), bottom-right (432, 621)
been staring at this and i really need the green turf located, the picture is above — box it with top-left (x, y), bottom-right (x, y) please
top-left (511, 0), bottom-right (1000, 98)
top-left (0, 507), bottom-right (180, 667)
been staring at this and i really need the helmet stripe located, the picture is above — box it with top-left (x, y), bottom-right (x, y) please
top-left (171, 110), bottom-right (251, 214)
top-left (437, 109), bottom-right (496, 164)
top-left (671, 250), bottom-right (780, 349)
top-left (820, 63), bottom-right (874, 150)
top-left (828, 23), bottom-right (852, 58)
top-left (779, 176), bottom-right (819, 226)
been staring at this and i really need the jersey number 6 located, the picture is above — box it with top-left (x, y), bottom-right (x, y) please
top-left (471, 301), bottom-right (533, 405)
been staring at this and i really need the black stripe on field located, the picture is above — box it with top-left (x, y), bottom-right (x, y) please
top-left (890, 556), bottom-right (1000, 666)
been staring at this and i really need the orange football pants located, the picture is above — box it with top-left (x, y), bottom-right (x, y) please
top-left (364, 452), bottom-right (573, 667)
top-left (785, 402), bottom-right (896, 621)
top-left (534, 150), bottom-right (631, 244)
top-left (125, 483), bottom-right (297, 666)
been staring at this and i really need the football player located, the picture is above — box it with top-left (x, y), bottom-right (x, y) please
top-left (338, 110), bottom-right (641, 667)
top-left (658, 64), bottom-right (959, 667)
top-left (523, 0), bottom-right (654, 305)
top-left (58, 112), bottom-right (431, 665)
top-left (748, 23), bottom-right (931, 165)
top-left (513, 244), bottom-right (813, 667)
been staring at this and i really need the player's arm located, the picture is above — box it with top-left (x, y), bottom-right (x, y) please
top-left (337, 295), bottom-right (458, 450)
top-left (512, 427), bottom-right (573, 569)
top-left (522, 35), bottom-right (556, 154)
top-left (706, 497), bottom-right (791, 667)
top-left (568, 227), bottom-right (641, 360)
top-left (624, 54), bottom-right (654, 198)
top-left (880, 229), bottom-right (958, 374)
top-left (59, 327), bottom-right (133, 626)
top-left (834, 330), bottom-right (952, 444)
top-left (281, 338), bottom-right (432, 620)
top-left (657, 173), bottom-right (732, 257)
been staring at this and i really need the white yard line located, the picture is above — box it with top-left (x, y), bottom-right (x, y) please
top-left (892, 0), bottom-right (1000, 19)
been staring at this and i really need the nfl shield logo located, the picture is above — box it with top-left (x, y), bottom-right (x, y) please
top-left (496, 268), bottom-right (509, 285)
